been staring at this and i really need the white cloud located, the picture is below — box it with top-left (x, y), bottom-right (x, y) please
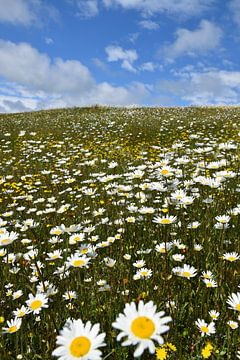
top-left (139, 20), bottom-right (159, 30)
top-left (229, 0), bottom-right (240, 27)
top-left (163, 20), bottom-right (222, 60)
top-left (45, 37), bottom-right (54, 45)
top-left (0, 40), bottom-right (150, 112)
top-left (157, 70), bottom-right (240, 105)
top-left (0, 0), bottom-right (34, 25)
top-left (0, 0), bottom-right (58, 26)
top-left (105, 45), bottom-right (138, 72)
top-left (76, 0), bottom-right (99, 18)
top-left (139, 62), bottom-right (156, 72)
top-left (0, 40), bottom-right (94, 93)
top-left (102, 0), bottom-right (214, 17)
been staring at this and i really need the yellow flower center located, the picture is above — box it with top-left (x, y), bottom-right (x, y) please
top-left (183, 271), bottom-right (191, 278)
top-left (1, 239), bottom-right (9, 245)
top-left (228, 256), bottom-right (236, 262)
top-left (69, 336), bottom-right (91, 357)
top-left (201, 326), bottom-right (209, 333)
top-left (30, 299), bottom-right (42, 310)
top-left (54, 229), bottom-right (62, 235)
top-left (8, 325), bottom-right (17, 333)
top-left (81, 249), bottom-right (88, 254)
top-left (73, 259), bottom-right (85, 267)
top-left (131, 316), bottom-right (155, 339)
top-left (161, 169), bottom-right (169, 175)
top-left (206, 282), bottom-right (213, 287)
top-left (236, 303), bottom-right (240, 311)
top-left (161, 219), bottom-right (171, 224)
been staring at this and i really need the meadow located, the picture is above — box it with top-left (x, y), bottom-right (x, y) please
top-left (0, 106), bottom-right (239, 359)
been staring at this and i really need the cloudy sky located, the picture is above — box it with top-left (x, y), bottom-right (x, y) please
top-left (0, 0), bottom-right (240, 112)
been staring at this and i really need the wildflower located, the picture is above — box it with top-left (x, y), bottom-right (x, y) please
top-left (134, 268), bottom-right (152, 280)
top-left (215, 215), bottom-right (230, 224)
top-left (133, 260), bottom-right (146, 268)
top-left (201, 342), bottom-right (214, 358)
top-left (195, 319), bottom-right (215, 336)
top-left (209, 310), bottom-right (220, 321)
top-left (13, 305), bottom-right (30, 318)
top-left (112, 300), bottom-right (171, 357)
top-left (67, 254), bottom-right (90, 268)
top-left (63, 291), bottom-right (77, 301)
top-left (172, 254), bottom-right (184, 262)
top-left (52, 318), bottom-right (106, 359)
top-left (227, 292), bottom-right (240, 311)
top-left (156, 346), bottom-right (168, 360)
top-left (2, 318), bottom-right (22, 334)
top-left (153, 215), bottom-right (177, 225)
top-left (46, 250), bottom-right (63, 261)
top-left (203, 279), bottom-right (218, 288)
top-left (223, 252), bottom-right (240, 262)
top-left (227, 320), bottom-right (238, 329)
top-left (69, 233), bottom-right (85, 245)
top-left (26, 293), bottom-right (48, 314)
top-left (174, 264), bottom-right (197, 279)
top-left (0, 231), bottom-right (18, 246)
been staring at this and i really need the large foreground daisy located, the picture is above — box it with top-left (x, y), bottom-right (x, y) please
top-left (112, 301), bottom-right (172, 357)
top-left (52, 318), bottom-right (106, 360)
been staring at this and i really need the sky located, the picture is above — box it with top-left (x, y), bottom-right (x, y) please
top-left (0, 0), bottom-right (240, 113)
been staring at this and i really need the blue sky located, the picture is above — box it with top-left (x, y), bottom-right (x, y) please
top-left (0, 0), bottom-right (240, 112)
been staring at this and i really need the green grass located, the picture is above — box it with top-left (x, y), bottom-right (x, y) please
top-left (0, 106), bottom-right (239, 359)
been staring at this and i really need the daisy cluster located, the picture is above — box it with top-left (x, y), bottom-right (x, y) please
top-left (0, 106), bottom-right (239, 358)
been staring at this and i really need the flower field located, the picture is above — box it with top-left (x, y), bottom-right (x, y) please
top-left (0, 106), bottom-right (239, 359)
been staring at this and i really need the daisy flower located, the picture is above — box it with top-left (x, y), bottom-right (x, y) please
top-left (203, 279), bottom-right (218, 288)
top-left (26, 293), bottom-right (48, 314)
top-left (69, 233), bottom-right (85, 245)
top-left (46, 250), bottom-right (63, 261)
top-left (67, 254), bottom-right (90, 268)
top-left (133, 260), bottom-right (146, 268)
top-left (2, 318), bottom-right (22, 334)
top-left (176, 264), bottom-right (197, 279)
top-left (227, 292), bottom-right (240, 311)
top-left (0, 231), bottom-right (18, 246)
top-left (195, 319), bottom-right (215, 336)
top-left (152, 215), bottom-right (177, 225)
top-left (13, 305), bottom-right (30, 318)
top-left (209, 310), bottom-right (220, 321)
top-left (227, 320), bottom-right (238, 329)
top-left (215, 215), bottom-right (230, 224)
top-left (223, 252), bottom-right (240, 262)
top-left (112, 300), bottom-right (172, 357)
top-left (52, 318), bottom-right (106, 359)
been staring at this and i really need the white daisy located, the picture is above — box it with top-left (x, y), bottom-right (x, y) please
top-left (26, 293), bottom-right (48, 314)
top-left (112, 300), bottom-right (172, 357)
top-left (52, 318), bottom-right (106, 360)
top-left (2, 318), bottom-right (22, 333)
top-left (227, 292), bottom-right (240, 311)
top-left (195, 319), bottom-right (215, 336)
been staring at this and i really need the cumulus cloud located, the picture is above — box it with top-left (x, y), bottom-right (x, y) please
top-left (0, 0), bottom-right (58, 26)
top-left (76, 0), bottom-right (99, 18)
top-left (0, 40), bottom-right (150, 112)
top-left (139, 20), bottom-right (159, 30)
top-left (229, 0), bottom-right (240, 27)
top-left (139, 62), bottom-right (156, 72)
top-left (102, 0), bottom-right (214, 17)
top-left (163, 20), bottom-right (222, 60)
top-left (157, 70), bottom-right (240, 105)
top-left (105, 45), bottom-right (138, 72)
